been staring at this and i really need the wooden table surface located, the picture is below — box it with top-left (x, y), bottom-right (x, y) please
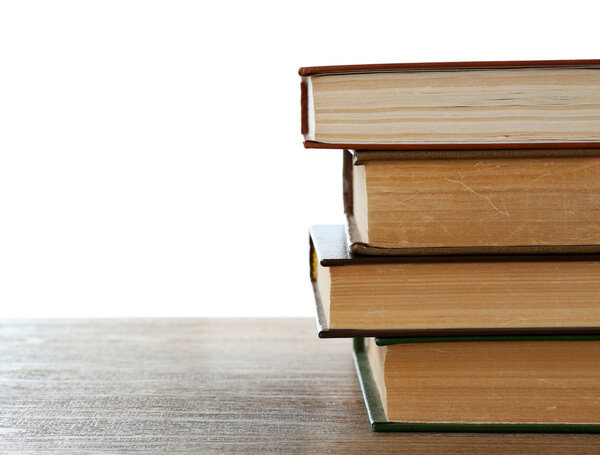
top-left (1, 318), bottom-right (600, 454)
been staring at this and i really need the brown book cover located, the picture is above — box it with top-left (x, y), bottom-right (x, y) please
top-left (343, 150), bottom-right (600, 256)
top-left (300, 59), bottom-right (600, 151)
top-left (310, 224), bottom-right (600, 338)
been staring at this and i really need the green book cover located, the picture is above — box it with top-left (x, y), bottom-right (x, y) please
top-left (353, 337), bottom-right (600, 433)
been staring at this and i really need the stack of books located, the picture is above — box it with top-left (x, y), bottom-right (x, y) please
top-left (300, 60), bottom-right (600, 432)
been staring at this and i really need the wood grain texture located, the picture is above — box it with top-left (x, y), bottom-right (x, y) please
top-left (1, 319), bottom-right (600, 454)
top-left (309, 68), bottom-right (600, 144)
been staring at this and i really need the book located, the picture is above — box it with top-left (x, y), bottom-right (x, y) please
top-left (343, 150), bottom-right (600, 255)
top-left (310, 224), bottom-right (600, 337)
top-left (299, 59), bottom-right (600, 150)
top-left (354, 336), bottom-right (600, 432)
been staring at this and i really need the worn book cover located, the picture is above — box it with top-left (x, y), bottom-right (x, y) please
top-left (300, 59), bottom-right (600, 150)
top-left (310, 224), bottom-right (600, 338)
top-left (354, 337), bottom-right (600, 432)
top-left (343, 150), bottom-right (600, 256)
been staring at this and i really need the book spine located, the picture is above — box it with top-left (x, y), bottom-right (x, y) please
top-left (309, 234), bottom-right (317, 281)
top-left (342, 150), bottom-right (353, 215)
top-left (300, 79), bottom-right (308, 136)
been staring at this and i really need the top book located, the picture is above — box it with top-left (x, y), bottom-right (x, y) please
top-left (299, 60), bottom-right (600, 150)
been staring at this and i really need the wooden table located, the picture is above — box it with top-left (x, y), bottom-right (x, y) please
top-left (1, 318), bottom-right (599, 454)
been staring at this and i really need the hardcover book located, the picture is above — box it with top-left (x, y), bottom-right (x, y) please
top-left (354, 336), bottom-right (600, 432)
top-left (310, 224), bottom-right (600, 337)
top-left (343, 150), bottom-right (600, 255)
top-left (300, 59), bottom-right (600, 150)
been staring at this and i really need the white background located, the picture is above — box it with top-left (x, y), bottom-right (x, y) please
top-left (0, 0), bottom-right (598, 316)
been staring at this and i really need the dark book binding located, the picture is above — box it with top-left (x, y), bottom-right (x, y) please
top-left (300, 80), bottom-right (308, 136)
top-left (299, 59), bottom-right (600, 77)
top-left (353, 337), bottom-right (600, 432)
top-left (310, 224), bottom-right (600, 338)
top-left (343, 150), bottom-right (600, 256)
top-left (300, 59), bottom-right (600, 151)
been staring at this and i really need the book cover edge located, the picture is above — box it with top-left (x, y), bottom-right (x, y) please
top-left (299, 59), bottom-right (600, 77)
top-left (304, 140), bottom-right (600, 151)
top-left (312, 225), bottom-right (600, 265)
top-left (351, 149), bottom-right (600, 163)
top-left (352, 337), bottom-right (600, 433)
top-left (375, 334), bottom-right (600, 346)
